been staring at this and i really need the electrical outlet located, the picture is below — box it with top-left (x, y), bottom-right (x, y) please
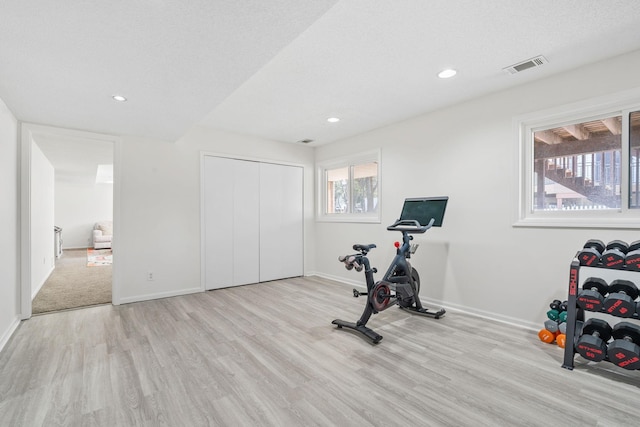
top-left (147, 271), bottom-right (154, 281)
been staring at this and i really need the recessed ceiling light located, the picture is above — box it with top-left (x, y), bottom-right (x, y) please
top-left (437, 69), bottom-right (457, 79)
top-left (112, 95), bottom-right (127, 102)
top-left (327, 117), bottom-right (340, 123)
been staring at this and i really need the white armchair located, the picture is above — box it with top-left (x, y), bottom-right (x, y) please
top-left (93, 221), bottom-right (113, 249)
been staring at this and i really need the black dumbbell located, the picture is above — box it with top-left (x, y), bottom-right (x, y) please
top-left (608, 322), bottom-right (640, 370)
top-left (578, 239), bottom-right (606, 266)
top-left (576, 318), bottom-right (612, 362)
top-left (577, 277), bottom-right (608, 312)
top-left (549, 299), bottom-right (562, 311)
top-left (600, 240), bottom-right (629, 269)
top-left (624, 240), bottom-right (640, 271)
top-left (547, 300), bottom-right (567, 321)
top-left (603, 279), bottom-right (639, 317)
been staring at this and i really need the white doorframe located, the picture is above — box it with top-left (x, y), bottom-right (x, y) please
top-left (19, 123), bottom-right (122, 319)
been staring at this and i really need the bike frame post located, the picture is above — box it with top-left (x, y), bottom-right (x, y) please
top-left (356, 256), bottom-right (376, 326)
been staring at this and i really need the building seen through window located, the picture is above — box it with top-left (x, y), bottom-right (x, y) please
top-left (532, 114), bottom-right (640, 210)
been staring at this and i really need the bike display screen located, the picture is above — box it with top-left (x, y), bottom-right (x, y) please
top-left (399, 197), bottom-right (448, 227)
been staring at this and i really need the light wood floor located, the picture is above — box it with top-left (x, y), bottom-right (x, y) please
top-left (1, 276), bottom-right (639, 426)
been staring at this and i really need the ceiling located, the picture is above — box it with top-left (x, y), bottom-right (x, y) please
top-left (34, 132), bottom-right (114, 182)
top-left (2, 1), bottom-right (640, 147)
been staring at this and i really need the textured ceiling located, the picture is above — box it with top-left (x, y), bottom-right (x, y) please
top-left (0, 0), bottom-right (338, 141)
top-left (35, 133), bottom-right (114, 180)
top-left (2, 1), bottom-right (640, 146)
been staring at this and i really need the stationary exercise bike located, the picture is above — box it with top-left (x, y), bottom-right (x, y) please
top-left (332, 197), bottom-right (448, 343)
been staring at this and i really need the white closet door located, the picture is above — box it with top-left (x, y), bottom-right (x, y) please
top-left (204, 156), bottom-right (233, 290)
top-left (203, 156), bottom-right (259, 289)
top-left (259, 162), bottom-right (303, 282)
top-left (232, 160), bottom-right (260, 286)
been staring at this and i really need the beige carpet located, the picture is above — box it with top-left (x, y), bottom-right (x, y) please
top-left (32, 249), bottom-right (112, 314)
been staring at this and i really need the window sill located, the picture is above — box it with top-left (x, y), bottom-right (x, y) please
top-left (316, 214), bottom-right (381, 224)
top-left (513, 215), bottom-right (640, 229)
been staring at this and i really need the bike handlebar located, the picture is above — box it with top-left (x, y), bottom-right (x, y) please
top-left (386, 218), bottom-right (434, 234)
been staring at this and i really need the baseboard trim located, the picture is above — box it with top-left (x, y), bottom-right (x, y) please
top-left (308, 273), bottom-right (539, 332)
top-left (422, 298), bottom-right (539, 331)
top-left (118, 287), bottom-right (203, 305)
top-left (0, 316), bottom-right (21, 353)
top-left (306, 271), bottom-right (366, 289)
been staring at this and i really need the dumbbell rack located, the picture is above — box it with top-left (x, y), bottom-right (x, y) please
top-left (562, 258), bottom-right (640, 370)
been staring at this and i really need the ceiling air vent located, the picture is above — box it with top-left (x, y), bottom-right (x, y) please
top-left (297, 139), bottom-right (314, 144)
top-left (503, 55), bottom-right (548, 74)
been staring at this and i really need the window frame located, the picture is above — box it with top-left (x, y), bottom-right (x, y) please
top-left (515, 88), bottom-right (640, 229)
top-left (316, 149), bottom-right (381, 223)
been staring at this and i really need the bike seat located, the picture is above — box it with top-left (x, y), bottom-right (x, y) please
top-left (353, 244), bottom-right (376, 253)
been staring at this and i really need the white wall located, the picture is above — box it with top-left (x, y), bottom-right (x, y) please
top-left (55, 178), bottom-right (112, 248)
top-left (30, 143), bottom-right (55, 297)
top-left (114, 126), bottom-right (315, 304)
top-left (314, 49), bottom-right (640, 329)
top-left (0, 97), bottom-right (20, 351)
top-left (33, 135), bottom-right (114, 249)
top-left (9, 49), bottom-right (640, 335)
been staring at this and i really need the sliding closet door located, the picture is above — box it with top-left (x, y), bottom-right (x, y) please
top-left (259, 163), bottom-right (303, 282)
top-left (203, 156), bottom-right (259, 290)
top-left (231, 160), bottom-right (260, 285)
top-left (203, 156), bottom-right (232, 289)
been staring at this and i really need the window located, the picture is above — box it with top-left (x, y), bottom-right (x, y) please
top-left (516, 90), bottom-right (640, 228)
top-left (630, 111), bottom-right (640, 208)
top-left (532, 114), bottom-right (622, 211)
top-left (317, 150), bottom-right (380, 222)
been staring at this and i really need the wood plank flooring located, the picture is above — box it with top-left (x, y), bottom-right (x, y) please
top-left (1, 276), bottom-right (640, 426)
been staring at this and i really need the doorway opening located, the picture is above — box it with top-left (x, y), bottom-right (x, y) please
top-left (20, 124), bottom-right (119, 317)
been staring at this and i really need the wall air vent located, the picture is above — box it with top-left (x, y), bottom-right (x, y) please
top-left (297, 139), bottom-right (314, 144)
top-left (503, 55), bottom-right (548, 74)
